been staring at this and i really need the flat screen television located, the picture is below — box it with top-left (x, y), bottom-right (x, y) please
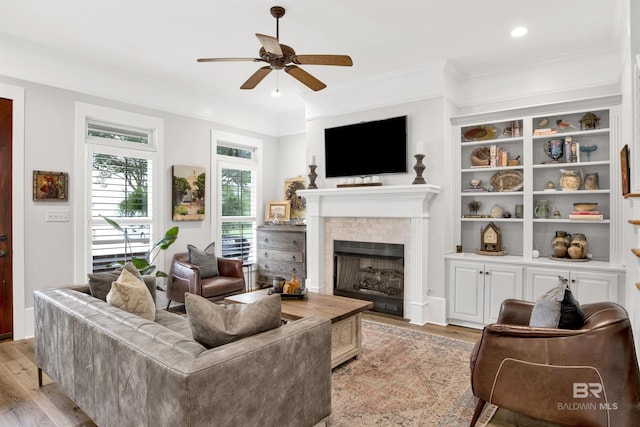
top-left (324, 115), bottom-right (407, 178)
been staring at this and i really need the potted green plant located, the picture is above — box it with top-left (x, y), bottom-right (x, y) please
top-left (100, 214), bottom-right (179, 277)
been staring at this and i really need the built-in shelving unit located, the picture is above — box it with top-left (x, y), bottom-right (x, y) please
top-left (446, 97), bottom-right (625, 328)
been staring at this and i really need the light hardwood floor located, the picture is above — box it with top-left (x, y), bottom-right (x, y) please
top-left (0, 309), bottom-right (481, 427)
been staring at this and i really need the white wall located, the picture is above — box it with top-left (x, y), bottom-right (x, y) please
top-left (0, 75), bottom-right (277, 338)
top-left (304, 98), bottom-right (450, 300)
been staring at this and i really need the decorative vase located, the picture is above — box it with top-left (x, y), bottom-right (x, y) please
top-left (584, 173), bottom-right (599, 190)
top-left (552, 231), bottom-right (571, 258)
top-left (544, 139), bottom-right (564, 162)
top-left (272, 276), bottom-right (286, 292)
top-left (289, 275), bottom-right (300, 293)
top-left (534, 200), bottom-right (550, 218)
top-left (560, 169), bottom-right (581, 191)
top-left (491, 204), bottom-right (504, 219)
top-left (569, 233), bottom-right (588, 259)
top-left (412, 154), bottom-right (426, 184)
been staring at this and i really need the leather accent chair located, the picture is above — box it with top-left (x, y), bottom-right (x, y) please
top-left (470, 299), bottom-right (640, 427)
top-left (166, 253), bottom-right (245, 309)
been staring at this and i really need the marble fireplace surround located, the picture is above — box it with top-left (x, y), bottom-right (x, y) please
top-left (297, 184), bottom-right (441, 325)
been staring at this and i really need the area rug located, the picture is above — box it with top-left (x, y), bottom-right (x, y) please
top-left (330, 319), bottom-right (484, 426)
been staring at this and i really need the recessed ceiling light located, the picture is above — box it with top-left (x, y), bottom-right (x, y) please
top-left (511, 26), bottom-right (528, 37)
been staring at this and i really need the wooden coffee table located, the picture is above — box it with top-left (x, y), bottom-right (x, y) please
top-left (225, 290), bottom-right (373, 368)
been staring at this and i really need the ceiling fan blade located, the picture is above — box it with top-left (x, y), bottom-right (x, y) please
top-left (240, 66), bottom-right (272, 89)
top-left (197, 57), bottom-right (262, 63)
top-left (292, 55), bottom-right (353, 66)
top-left (255, 33), bottom-right (283, 56)
top-left (284, 65), bottom-right (326, 91)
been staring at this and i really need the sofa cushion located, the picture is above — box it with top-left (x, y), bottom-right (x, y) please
top-left (88, 261), bottom-right (144, 301)
top-left (106, 268), bottom-right (156, 320)
top-left (185, 293), bottom-right (281, 348)
top-left (187, 243), bottom-right (219, 278)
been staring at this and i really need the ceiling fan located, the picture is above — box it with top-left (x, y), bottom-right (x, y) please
top-left (197, 5), bottom-right (353, 91)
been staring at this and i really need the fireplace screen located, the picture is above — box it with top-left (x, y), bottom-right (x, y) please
top-left (333, 240), bottom-right (404, 316)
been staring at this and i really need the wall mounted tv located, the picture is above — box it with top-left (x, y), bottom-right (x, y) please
top-left (324, 115), bottom-right (407, 178)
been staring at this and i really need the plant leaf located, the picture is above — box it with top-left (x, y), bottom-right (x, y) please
top-left (99, 214), bottom-right (124, 233)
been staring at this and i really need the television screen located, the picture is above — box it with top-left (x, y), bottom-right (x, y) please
top-left (324, 116), bottom-right (407, 178)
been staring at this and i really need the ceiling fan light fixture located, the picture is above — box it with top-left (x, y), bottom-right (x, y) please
top-left (197, 5), bottom-right (352, 91)
top-left (511, 26), bottom-right (528, 37)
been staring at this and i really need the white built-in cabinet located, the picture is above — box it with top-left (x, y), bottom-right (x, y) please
top-left (525, 267), bottom-right (620, 304)
top-left (446, 97), bottom-right (625, 328)
top-left (448, 260), bottom-right (523, 327)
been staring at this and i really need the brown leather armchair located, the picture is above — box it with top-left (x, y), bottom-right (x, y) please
top-left (166, 253), bottom-right (245, 309)
top-left (470, 299), bottom-right (640, 427)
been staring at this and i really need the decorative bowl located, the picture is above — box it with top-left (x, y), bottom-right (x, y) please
top-left (573, 202), bottom-right (598, 211)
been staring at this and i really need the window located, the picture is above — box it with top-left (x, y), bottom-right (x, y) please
top-left (90, 152), bottom-right (153, 272)
top-left (213, 131), bottom-right (262, 265)
top-left (75, 103), bottom-right (164, 277)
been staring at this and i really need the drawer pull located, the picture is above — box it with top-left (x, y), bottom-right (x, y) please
top-left (264, 252), bottom-right (268, 257)
top-left (291, 256), bottom-right (296, 260)
top-left (292, 240), bottom-right (297, 244)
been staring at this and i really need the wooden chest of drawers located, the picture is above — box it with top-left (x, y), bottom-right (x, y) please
top-left (256, 224), bottom-right (306, 288)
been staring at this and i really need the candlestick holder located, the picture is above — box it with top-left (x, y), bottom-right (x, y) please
top-left (307, 164), bottom-right (318, 189)
top-left (412, 154), bottom-right (426, 184)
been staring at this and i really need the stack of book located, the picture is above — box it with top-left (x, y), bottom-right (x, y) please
top-left (489, 145), bottom-right (510, 167)
top-left (569, 210), bottom-right (603, 221)
top-left (533, 128), bottom-right (558, 136)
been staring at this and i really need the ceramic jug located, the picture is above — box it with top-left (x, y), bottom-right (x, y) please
top-left (568, 233), bottom-right (588, 259)
top-left (560, 169), bottom-right (582, 191)
top-left (584, 173), bottom-right (599, 190)
top-left (535, 200), bottom-right (550, 218)
top-left (552, 231), bottom-right (571, 258)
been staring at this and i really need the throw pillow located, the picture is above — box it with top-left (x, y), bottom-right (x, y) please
top-left (529, 276), bottom-right (585, 329)
top-left (88, 261), bottom-right (144, 301)
top-left (185, 293), bottom-right (281, 349)
top-left (187, 243), bottom-right (219, 278)
top-left (529, 284), bottom-right (564, 328)
top-left (559, 287), bottom-right (585, 329)
top-left (106, 268), bottom-right (156, 321)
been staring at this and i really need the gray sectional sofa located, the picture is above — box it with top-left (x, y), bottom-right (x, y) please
top-left (34, 286), bottom-right (332, 427)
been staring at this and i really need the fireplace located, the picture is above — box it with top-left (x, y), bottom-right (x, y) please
top-left (297, 184), bottom-right (441, 325)
top-left (333, 240), bottom-right (404, 317)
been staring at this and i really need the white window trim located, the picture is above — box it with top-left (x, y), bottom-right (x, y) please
top-left (211, 130), bottom-right (263, 252)
top-left (74, 103), bottom-right (164, 282)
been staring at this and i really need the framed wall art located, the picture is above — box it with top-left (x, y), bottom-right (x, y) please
top-left (172, 165), bottom-right (206, 221)
top-left (265, 200), bottom-right (291, 223)
top-left (33, 170), bottom-right (68, 201)
top-left (621, 144), bottom-right (630, 196)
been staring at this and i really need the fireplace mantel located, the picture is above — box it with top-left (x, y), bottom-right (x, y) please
top-left (298, 184), bottom-right (440, 218)
top-left (297, 184), bottom-right (441, 325)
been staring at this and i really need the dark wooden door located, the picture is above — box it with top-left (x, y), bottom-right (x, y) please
top-left (0, 98), bottom-right (13, 339)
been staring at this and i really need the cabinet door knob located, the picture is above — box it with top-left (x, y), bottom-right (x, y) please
top-left (485, 271), bottom-right (489, 275)
top-left (264, 252), bottom-right (268, 257)
top-left (291, 255), bottom-right (296, 260)
top-left (0, 250), bottom-right (6, 257)
top-left (292, 240), bottom-right (297, 244)
top-left (479, 271), bottom-right (483, 275)
top-left (571, 279), bottom-right (576, 283)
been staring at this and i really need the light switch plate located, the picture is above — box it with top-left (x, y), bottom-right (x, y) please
top-left (46, 210), bottom-right (70, 222)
